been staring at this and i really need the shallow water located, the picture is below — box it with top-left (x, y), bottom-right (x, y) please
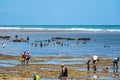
top-left (23, 78), bottom-right (60, 80)
top-left (40, 68), bottom-right (59, 71)
top-left (0, 60), bottom-right (19, 67)
top-left (32, 57), bottom-right (85, 65)
top-left (26, 75), bottom-right (120, 80)
top-left (0, 56), bottom-right (87, 67)
top-left (0, 31), bottom-right (120, 58)
top-left (75, 65), bottom-right (120, 73)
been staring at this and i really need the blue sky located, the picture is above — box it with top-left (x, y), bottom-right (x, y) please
top-left (0, 0), bottom-right (120, 25)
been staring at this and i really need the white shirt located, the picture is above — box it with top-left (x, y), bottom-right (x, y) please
top-left (93, 55), bottom-right (98, 60)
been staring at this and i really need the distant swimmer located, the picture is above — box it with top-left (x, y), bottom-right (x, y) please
top-left (2, 42), bottom-right (5, 48)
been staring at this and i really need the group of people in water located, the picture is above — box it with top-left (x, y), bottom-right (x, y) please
top-left (31, 37), bottom-right (89, 49)
top-left (32, 40), bottom-right (70, 48)
top-left (20, 51), bottom-right (31, 65)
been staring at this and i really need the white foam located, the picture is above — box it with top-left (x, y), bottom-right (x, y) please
top-left (0, 27), bottom-right (120, 32)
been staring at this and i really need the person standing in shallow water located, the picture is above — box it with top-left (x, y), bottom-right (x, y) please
top-left (22, 52), bottom-right (27, 64)
top-left (93, 55), bottom-right (99, 71)
top-left (27, 36), bottom-right (29, 42)
top-left (113, 57), bottom-right (119, 72)
top-left (26, 52), bottom-right (31, 64)
top-left (60, 64), bottom-right (68, 80)
top-left (87, 59), bottom-right (90, 71)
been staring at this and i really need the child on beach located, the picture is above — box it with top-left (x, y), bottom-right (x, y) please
top-left (19, 57), bottom-right (24, 64)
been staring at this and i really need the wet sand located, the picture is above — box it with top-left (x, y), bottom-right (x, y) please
top-left (0, 54), bottom-right (120, 80)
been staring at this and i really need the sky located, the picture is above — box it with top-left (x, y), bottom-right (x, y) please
top-left (0, 0), bottom-right (120, 25)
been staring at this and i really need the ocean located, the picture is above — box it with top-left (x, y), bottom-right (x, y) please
top-left (0, 25), bottom-right (120, 58)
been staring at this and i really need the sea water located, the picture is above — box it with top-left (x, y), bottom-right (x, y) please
top-left (0, 25), bottom-right (120, 79)
top-left (0, 25), bottom-right (120, 58)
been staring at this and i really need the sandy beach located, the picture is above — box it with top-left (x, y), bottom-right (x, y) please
top-left (0, 54), bottom-right (120, 80)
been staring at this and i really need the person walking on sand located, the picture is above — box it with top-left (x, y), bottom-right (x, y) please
top-left (93, 55), bottom-right (99, 71)
top-left (113, 57), bottom-right (119, 72)
top-left (60, 64), bottom-right (68, 80)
